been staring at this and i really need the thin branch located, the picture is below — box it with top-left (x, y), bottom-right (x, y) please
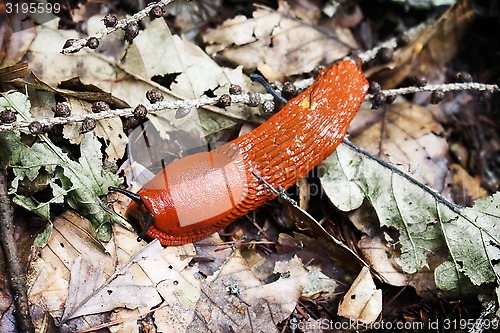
top-left (61, 0), bottom-right (175, 54)
top-left (0, 92), bottom-right (274, 132)
top-left (1, 80), bottom-right (497, 132)
top-left (0, 171), bottom-right (35, 333)
top-left (368, 82), bottom-right (500, 98)
top-left (357, 22), bottom-right (428, 63)
top-left (341, 139), bottom-right (463, 213)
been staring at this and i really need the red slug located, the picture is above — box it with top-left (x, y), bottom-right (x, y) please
top-left (112, 58), bottom-right (368, 246)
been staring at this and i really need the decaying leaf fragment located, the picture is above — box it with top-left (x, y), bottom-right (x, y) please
top-left (28, 213), bottom-right (341, 332)
top-left (120, 18), bottom-right (254, 141)
top-left (203, 6), bottom-right (358, 81)
top-left (338, 266), bottom-right (382, 324)
top-left (319, 142), bottom-right (500, 303)
top-left (189, 253), bottom-right (339, 332)
top-left (0, 92), bottom-right (121, 241)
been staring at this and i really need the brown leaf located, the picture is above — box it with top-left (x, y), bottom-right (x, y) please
top-left (449, 163), bottom-right (488, 206)
top-left (351, 102), bottom-right (450, 193)
top-left (0, 63), bottom-right (28, 83)
top-left (366, 0), bottom-right (474, 88)
top-left (28, 209), bottom-right (342, 332)
top-left (0, 8), bottom-right (36, 67)
top-left (203, 6), bottom-right (358, 81)
top-left (277, 0), bottom-right (322, 23)
top-left (358, 235), bottom-right (408, 287)
top-left (337, 266), bottom-right (382, 324)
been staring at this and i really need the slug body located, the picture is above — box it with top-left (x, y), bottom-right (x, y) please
top-left (126, 59), bottom-right (369, 245)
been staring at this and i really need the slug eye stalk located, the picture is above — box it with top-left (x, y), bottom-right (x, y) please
top-left (108, 186), bottom-right (154, 241)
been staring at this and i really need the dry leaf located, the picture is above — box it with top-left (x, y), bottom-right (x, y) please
top-left (204, 6), bottom-right (357, 81)
top-left (366, 0), bottom-right (474, 87)
top-left (27, 20), bottom-right (116, 90)
top-left (0, 260), bottom-right (15, 330)
top-left (120, 18), bottom-right (256, 141)
top-left (351, 102), bottom-right (450, 194)
top-left (164, 0), bottom-right (222, 35)
top-left (337, 266), bottom-right (382, 324)
top-left (28, 212), bottom-right (168, 330)
top-left (0, 7), bottom-right (36, 67)
top-left (449, 163), bottom-right (488, 205)
top-left (28, 212), bottom-right (116, 321)
top-left (190, 254), bottom-right (338, 332)
top-left (28, 210), bottom-right (342, 332)
top-left (0, 63), bottom-right (28, 83)
top-left (357, 235), bottom-right (408, 287)
top-left (277, 0), bottom-right (322, 23)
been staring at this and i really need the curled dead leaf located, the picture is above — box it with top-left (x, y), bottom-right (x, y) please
top-left (203, 6), bottom-right (358, 81)
top-left (338, 266), bottom-right (382, 324)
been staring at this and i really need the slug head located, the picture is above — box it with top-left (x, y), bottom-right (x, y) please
top-left (109, 186), bottom-right (155, 241)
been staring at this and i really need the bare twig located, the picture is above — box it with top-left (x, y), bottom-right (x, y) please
top-left (357, 22), bottom-right (428, 63)
top-left (0, 92), bottom-right (274, 132)
top-left (469, 301), bottom-right (497, 333)
top-left (61, 0), bottom-right (175, 54)
top-left (341, 139), bottom-right (463, 212)
top-left (0, 171), bottom-right (35, 333)
top-left (367, 82), bottom-right (500, 99)
top-left (1, 81), bottom-right (497, 133)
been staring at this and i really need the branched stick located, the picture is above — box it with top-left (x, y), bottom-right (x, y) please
top-left (292, 22), bottom-right (429, 90)
top-left (357, 22), bottom-right (428, 63)
top-left (369, 82), bottom-right (499, 98)
top-left (61, 0), bottom-right (175, 54)
top-left (0, 171), bottom-right (35, 333)
top-left (0, 81), bottom-right (497, 133)
top-left (0, 92), bottom-right (275, 132)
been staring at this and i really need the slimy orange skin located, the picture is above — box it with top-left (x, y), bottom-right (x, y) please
top-left (126, 59), bottom-right (369, 246)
